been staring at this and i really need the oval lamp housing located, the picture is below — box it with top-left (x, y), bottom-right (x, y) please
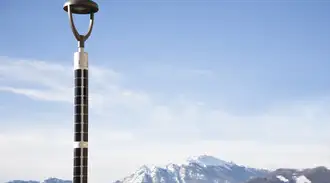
top-left (63, 0), bottom-right (99, 14)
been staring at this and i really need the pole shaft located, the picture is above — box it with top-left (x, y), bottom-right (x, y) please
top-left (73, 48), bottom-right (89, 183)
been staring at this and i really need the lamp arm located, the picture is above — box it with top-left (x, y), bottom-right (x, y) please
top-left (83, 13), bottom-right (95, 42)
top-left (67, 5), bottom-right (81, 42)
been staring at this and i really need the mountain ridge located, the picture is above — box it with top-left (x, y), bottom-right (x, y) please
top-left (246, 166), bottom-right (330, 183)
top-left (6, 178), bottom-right (71, 183)
top-left (6, 155), bottom-right (329, 183)
top-left (115, 155), bottom-right (269, 183)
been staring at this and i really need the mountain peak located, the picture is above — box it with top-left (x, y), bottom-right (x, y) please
top-left (115, 155), bottom-right (268, 183)
top-left (186, 155), bottom-right (234, 168)
top-left (135, 165), bottom-right (151, 174)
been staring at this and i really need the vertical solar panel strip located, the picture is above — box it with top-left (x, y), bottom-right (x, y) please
top-left (82, 148), bottom-right (88, 182)
top-left (82, 69), bottom-right (88, 142)
top-left (74, 69), bottom-right (84, 183)
top-left (74, 69), bottom-right (83, 142)
top-left (81, 69), bottom-right (88, 183)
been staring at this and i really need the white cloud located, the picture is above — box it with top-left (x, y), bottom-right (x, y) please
top-left (0, 56), bottom-right (330, 182)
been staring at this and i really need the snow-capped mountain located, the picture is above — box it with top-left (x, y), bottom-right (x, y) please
top-left (114, 155), bottom-right (269, 183)
top-left (246, 166), bottom-right (330, 183)
top-left (6, 156), bottom-right (329, 183)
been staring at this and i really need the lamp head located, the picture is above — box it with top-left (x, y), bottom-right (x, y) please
top-left (63, 0), bottom-right (99, 15)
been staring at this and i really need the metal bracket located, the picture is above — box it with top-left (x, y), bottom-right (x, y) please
top-left (67, 4), bottom-right (95, 48)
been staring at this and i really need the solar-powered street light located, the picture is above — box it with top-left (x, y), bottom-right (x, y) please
top-left (63, 1), bottom-right (99, 183)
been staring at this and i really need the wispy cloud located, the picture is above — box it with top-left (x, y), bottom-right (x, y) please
top-left (1, 56), bottom-right (330, 142)
top-left (0, 56), bottom-right (329, 182)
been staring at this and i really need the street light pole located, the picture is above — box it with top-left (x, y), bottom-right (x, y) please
top-left (63, 1), bottom-right (99, 183)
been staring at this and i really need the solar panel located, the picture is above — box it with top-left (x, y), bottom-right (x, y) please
top-left (74, 68), bottom-right (89, 183)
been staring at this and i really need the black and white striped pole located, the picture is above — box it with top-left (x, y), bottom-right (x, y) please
top-left (63, 1), bottom-right (99, 183)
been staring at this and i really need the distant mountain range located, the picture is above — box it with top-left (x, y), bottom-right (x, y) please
top-left (6, 155), bottom-right (329, 183)
top-left (6, 178), bottom-right (71, 183)
top-left (246, 166), bottom-right (330, 183)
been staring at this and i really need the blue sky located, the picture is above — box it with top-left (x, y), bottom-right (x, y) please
top-left (1, 0), bottom-right (330, 182)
